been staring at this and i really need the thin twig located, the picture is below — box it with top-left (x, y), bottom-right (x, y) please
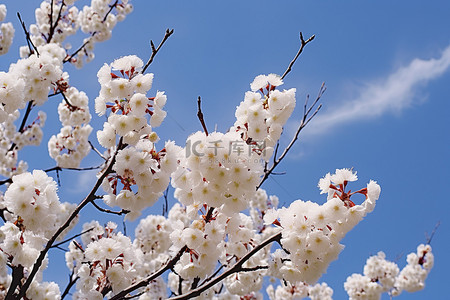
top-left (426, 221), bottom-right (440, 245)
top-left (257, 83), bottom-right (325, 190)
top-left (46, 164), bottom-right (104, 172)
top-left (110, 246), bottom-right (188, 300)
top-left (281, 32), bottom-right (315, 80)
top-left (163, 186), bottom-right (169, 216)
top-left (169, 232), bottom-right (281, 300)
top-left (64, 39), bottom-right (90, 63)
top-left (60, 91), bottom-right (77, 110)
top-left (199, 264), bottom-right (224, 287)
top-left (51, 227), bottom-right (95, 249)
top-left (89, 141), bottom-right (108, 161)
top-left (91, 199), bottom-right (130, 216)
top-left (103, 0), bottom-right (119, 22)
top-left (197, 96), bottom-right (208, 136)
top-left (49, 91), bottom-right (63, 97)
top-left (239, 265), bottom-right (269, 272)
top-left (61, 269), bottom-right (79, 300)
top-left (142, 28), bottom-right (174, 74)
top-left (8, 100), bottom-right (35, 152)
top-left (17, 13), bottom-right (39, 56)
top-left (47, 0), bottom-right (65, 43)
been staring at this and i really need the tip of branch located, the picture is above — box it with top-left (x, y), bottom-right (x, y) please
top-left (167, 28), bottom-right (174, 35)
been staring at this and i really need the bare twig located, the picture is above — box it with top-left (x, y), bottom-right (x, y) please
top-left (8, 100), bottom-right (35, 152)
top-left (169, 232), bottom-right (282, 300)
top-left (91, 199), bottom-right (130, 216)
top-left (110, 246), bottom-right (188, 300)
top-left (49, 91), bottom-right (63, 97)
top-left (198, 264), bottom-right (224, 287)
top-left (17, 139), bottom-right (125, 299)
top-left (426, 221), bottom-right (441, 245)
top-left (103, 0), bottom-right (119, 22)
top-left (89, 141), bottom-right (108, 161)
top-left (45, 164), bottom-right (104, 173)
top-left (142, 28), bottom-right (174, 74)
top-left (239, 265), bottom-right (269, 272)
top-left (60, 91), bottom-right (77, 110)
top-left (163, 186), bottom-right (170, 216)
top-left (64, 38), bottom-right (90, 63)
top-left (281, 32), bottom-right (315, 80)
top-left (61, 269), bottom-right (79, 300)
top-left (47, 0), bottom-right (65, 43)
top-left (257, 83), bottom-right (325, 189)
top-left (197, 96), bottom-right (208, 136)
top-left (17, 13), bottom-right (39, 56)
top-left (51, 227), bottom-right (95, 249)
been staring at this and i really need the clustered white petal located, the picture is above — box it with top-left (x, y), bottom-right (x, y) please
top-left (95, 55), bottom-right (177, 219)
top-left (48, 86), bottom-right (93, 168)
top-left (0, 4), bottom-right (14, 56)
top-left (0, 170), bottom-right (77, 299)
top-left (345, 244), bottom-right (433, 299)
top-left (266, 168), bottom-right (381, 285)
top-left (0, 2), bottom-right (434, 297)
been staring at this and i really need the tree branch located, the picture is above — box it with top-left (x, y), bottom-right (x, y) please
top-left (257, 83), bottom-right (325, 189)
top-left (110, 245), bottom-right (188, 300)
top-left (281, 32), bottom-right (315, 80)
top-left (61, 269), bottom-right (79, 300)
top-left (63, 39), bottom-right (90, 63)
top-left (141, 28), bottom-right (174, 74)
top-left (197, 96), bottom-right (208, 136)
top-left (103, 0), bottom-right (119, 22)
top-left (47, 0), bottom-right (65, 43)
top-left (17, 13), bottom-right (39, 56)
top-left (91, 199), bottom-right (130, 216)
top-left (426, 221), bottom-right (440, 245)
top-left (169, 232), bottom-right (282, 300)
top-left (17, 138), bottom-right (125, 299)
top-left (8, 100), bottom-right (35, 152)
top-left (51, 227), bottom-right (95, 249)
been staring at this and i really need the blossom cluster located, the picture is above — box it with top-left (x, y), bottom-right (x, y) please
top-left (21, 0), bottom-right (133, 68)
top-left (65, 209), bottom-right (183, 299)
top-left (0, 111), bottom-right (46, 177)
top-left (0, 4), bottom-right (14, 56)
top-left (0, 1), bottom-right (436, 297)
top-left (267, 281), bottom-right (333, 300)
top-left (96, 55), bottom-right (179, 220)
top-left (48, 86), bottom-right (93, 168)
top-left (0, 43), bottom-right (67, 176)
top-left (232, 73), bottom-right (295, 154)
top-left (344, 244), bottom-right (434, 299)
top-left (264, 169), bottom-right (381, 285)
top-left (1, 0), bottom-right (133, 176)
top-left (0, 170), bottom-right (77, 299)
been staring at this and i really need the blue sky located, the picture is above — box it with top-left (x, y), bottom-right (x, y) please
top-left (1, 0), bottom-right (449, 299)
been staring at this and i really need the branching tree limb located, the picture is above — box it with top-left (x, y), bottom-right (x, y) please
top-left (197, 96), bottom-right (208, 136)
top-left (15, 138), bottom-right (125, 299)
top-left (110, 245), bottom-right (188, 300)
top-left (257, 83), bottom-right (325, 189)
top-left (169, 232), bottom-right (282, 300)
top-left (141, 28), bottom-right (174, 74)
top-left (281, 32), bottom-right (315, 80)
top-left (17, 12), bottom-right (39, 56)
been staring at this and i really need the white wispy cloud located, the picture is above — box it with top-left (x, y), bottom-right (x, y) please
top-left (301, 45), bottom-right (450, 136)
